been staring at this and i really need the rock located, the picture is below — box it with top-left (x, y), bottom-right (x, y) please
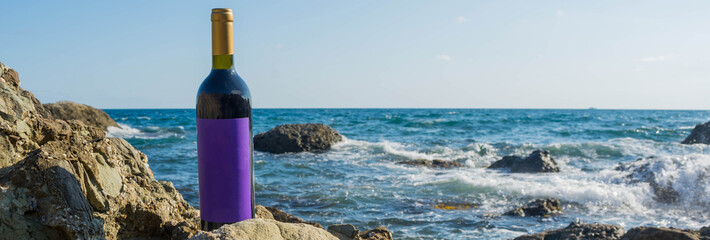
top-left (360, 226), bottom-right (393, 240)
top-left (0, 137), bottom-right (200, 239)
top-left (505, 198), bottom-right (562, 217)
top-left (0, 61), bottom-right (55, 168)
top-left (488, 150), bottom-right (560, 173)
top-left (615, 157), bottom-right (681, 204)
top-left (255, 205), bottom-right (275, 220)
top-left (265, 206), bottom-right (324, 229)
top-left (254, 123), bottom-right (342, 153)
top-left (681, 121), bottom-right (710, 144)
top-left (328, 224), bottom-right (360, 240)
top-left (190, 218), bottom-right (338, 240)
top-left (701, 226), bottom-right (710, 238)
top-left (622, 227), bottom-right (705, 240)
top-left (397, 159), bottom-right (464, 169)
top-left (0, 61), bottom-right (200, 239)
top-left (44, 101), bottom-right (120, 130)
top-left (515, 221), bottom-right (625, 240)
top-left (328, 224), bottom-right (393, 240)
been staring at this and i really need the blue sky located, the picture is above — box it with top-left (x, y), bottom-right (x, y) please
top-left (1, 1), bottom-right (709, 109)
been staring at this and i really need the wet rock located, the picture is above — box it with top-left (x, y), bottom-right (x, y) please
top-left (622, 227), bottom-right (705, 240)
top-left (615, 157), bottom-right (681, 204)
top-left (681, 121), bottom-right (710, 144)
top-left (44, 101), bottom-right (120, 130)
top-left (700, 226), bottom-right (710, 238)
top-left (488, 150), bottom-right (560, 173)
top-left (254, 123), bottom-right (342, 153)
top-left (397, 159), bottom-right (464, 169)
top-left (514, 221), bottom-right (625, 240)
top-left (266, 206), bottom-right (324, 229)
top-left (190, 218), bottom-right (338, 240)
top-left (505, 198), bottom-right (562, 217)
top-left (328, 224), bottom-right (394, 240)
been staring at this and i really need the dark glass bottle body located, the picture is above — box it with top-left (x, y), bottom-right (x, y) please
top-left (196, 55), bottom-right (254, 231)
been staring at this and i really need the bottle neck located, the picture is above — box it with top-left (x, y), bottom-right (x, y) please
top-left (212, 54), bottom-right (234, 69)
top-left (211, 9), bottom-right (234, 70)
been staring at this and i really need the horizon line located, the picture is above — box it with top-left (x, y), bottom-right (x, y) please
top-left (100, 107), bottom-right (710, 111)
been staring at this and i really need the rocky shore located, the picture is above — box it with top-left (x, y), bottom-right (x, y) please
top-left (3, 60), bottom-right (709, 239)
top-left (0, 61), bottom-right (392, 239)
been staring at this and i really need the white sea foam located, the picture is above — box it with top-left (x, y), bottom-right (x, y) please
top-left (331, 136), bottom-right (710, 228)
top-left (137, 116), bottom-right (151, 120)
top-left (331, 136), bottom-right (499, 166)
top-left (107, 123), bottom-right (182, 139)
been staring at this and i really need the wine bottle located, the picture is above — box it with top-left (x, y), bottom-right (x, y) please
top-left (196, 8), bottom-right (254, 231)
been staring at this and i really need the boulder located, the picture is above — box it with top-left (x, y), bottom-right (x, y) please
top-left (488, 150), bottom-right (560, 173)
top-left (44, 101), bottom-right (120, 130)
top-left (254, 123), bottom-right (342, 153)
top-left (505, 198), bottom-right (562, 217)
top-left (189, 218), bottom-right (338, 240)
top-left (0, 136), bottom-right (200, 239)
top-left (0, 61), bottom-right (200, 239)
top-left (622, 227), bottom-right (706, 240)
top-left (328, 224), bottom-right (393, 240)
top-left (681, 121), bottom-right (710, 144)
top-left (515, 221), bottom-right (625, 240)
top-left (397, 159), bottom-right (464, 169)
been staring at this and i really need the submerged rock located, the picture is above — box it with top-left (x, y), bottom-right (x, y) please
top-left (433, 202), bottom-right (479, 210)
top-left (622, 227), bottom-right (706, 240)
top-left (505, 198), bottom-right (562, 217)
top-left (397, 159), bottom-right (464, 169)
top-left (681, 121), bottom-right (710, 144)
top-left (254, 123), bottom-right (342, 153)
top-left (44, 101), bottom-right (120, 130)
top-left (515, 221), bottom-right (625, 240)
top-left (488, 150), bottom-right (560, 173)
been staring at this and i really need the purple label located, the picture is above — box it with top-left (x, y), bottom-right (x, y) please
top-left (197, 117), bottom-right (252, 223)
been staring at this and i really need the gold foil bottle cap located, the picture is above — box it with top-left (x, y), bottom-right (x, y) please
top-left (211, 8), bottom-right (234, 55)
top-left (211, 8), bottom-right (234, 22)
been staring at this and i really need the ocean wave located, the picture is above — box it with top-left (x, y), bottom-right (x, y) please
top-left (107, 123), bottom-right (185, 139)
top-left (331, 137), bottom-right (499, 167)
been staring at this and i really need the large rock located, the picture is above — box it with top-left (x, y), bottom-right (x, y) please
top-left (515, 222), bottom-right (625, 240)
top-left (488, 150), bottom-right (560, 173)
top-left (681, 121), bottom-right (710, 144)
top-left (44, 101), bottom-right (120, 130)
top-left (505, 198), bottom-right (562, 217)
top-left (0, 136), bottom-right (200, 239)
top-left (254, 123), bottom-right (342, 154)
top-left (622, 227), bottom-right (706, 240)
top-left (0, 61), bottom-right (200, 239)
top-left (0, 61), bottom-right (55, 168)
top-left (190, 218), bottom-right (338, 240)
top-left (396, 159), bottom-right (464, 169)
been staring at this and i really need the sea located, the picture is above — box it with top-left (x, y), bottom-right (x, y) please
top-left (103, 109), bottom-right (710, 239)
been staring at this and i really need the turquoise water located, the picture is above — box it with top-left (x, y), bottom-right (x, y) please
top-left (104, 109), bottom-right (710, 239)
